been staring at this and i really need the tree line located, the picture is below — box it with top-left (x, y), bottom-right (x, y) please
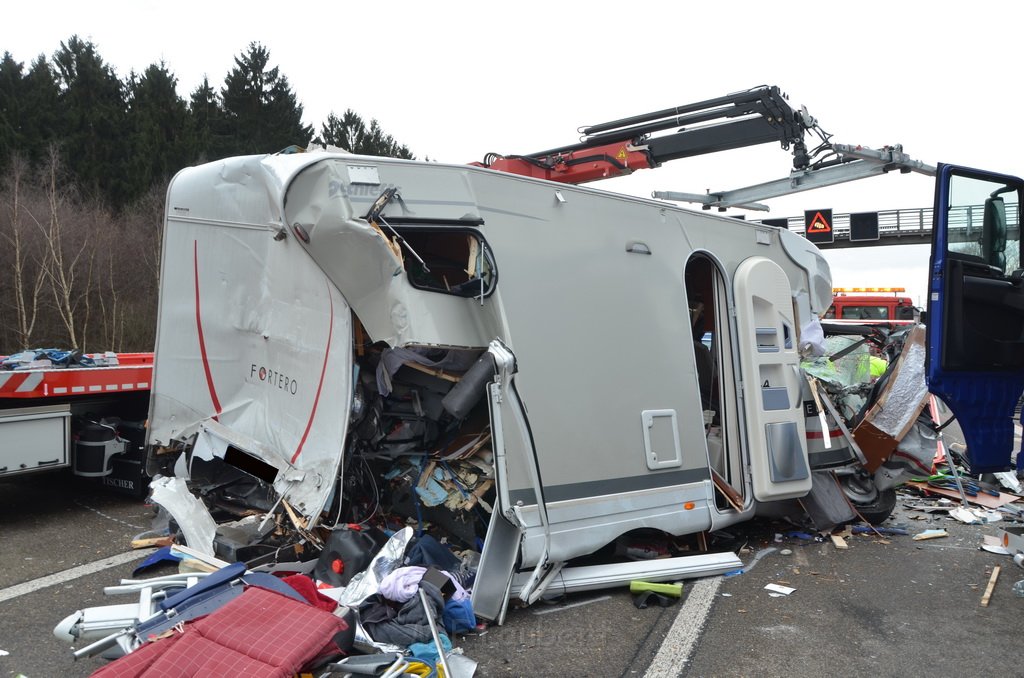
top-left (0, 38), bottom-right (414, 355)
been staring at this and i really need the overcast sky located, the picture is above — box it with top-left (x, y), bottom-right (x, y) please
top-left (5, 1), bottom-right (1022, 305)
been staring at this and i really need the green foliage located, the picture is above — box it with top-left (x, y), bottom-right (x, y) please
top-left (316, 109), bottom-right (414, 159)
top-left (219, 42), bottom-right (312, 155)
top-left (127, 62), bottom-right (193, 190)
top-left (189, 76), bottom-right (224, 162)
top-left (53, 36), bottom-right (132, 207)
top-left (0, 53), bottom-right (23, 168)
top-left (0, 52), bottom-right (61, 172)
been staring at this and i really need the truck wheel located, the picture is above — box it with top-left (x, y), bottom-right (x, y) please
top-left (853, 487), bottom-right (897, 525)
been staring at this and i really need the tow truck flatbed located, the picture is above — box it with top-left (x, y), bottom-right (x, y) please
top-left (0, 353), bottom-right (153, 400)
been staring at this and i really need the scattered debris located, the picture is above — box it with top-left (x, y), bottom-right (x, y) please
top-left (630, 581), bottom-right (683, 609)
top-left (764, 583), bottom-right (795, 596)
top-left (951, 507), bottom-right (1002, 525)
top-left (912, 529), bottom-right (949, 541)
top-left (630, 581), bottom-right (683, 598)
top-left (980, 566), bottom-right (1001, 607)
top-left (994, 471), bottom-right (1023, 495)
top-left (741, 547), bottom-right (778, 573)
top-left (981, 535), bottom-right (1011, 556)
top-left (851, 525), bottom-right (908, 536)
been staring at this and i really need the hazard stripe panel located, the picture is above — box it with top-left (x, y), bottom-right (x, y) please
top-left (0, 353), bottom-right (154, 399)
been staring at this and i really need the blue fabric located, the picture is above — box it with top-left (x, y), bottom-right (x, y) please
top-left (405, 534), bottom-right (460, 571)
top-left (442, 597), bottom-right (476, 633)
top-left (408, 632), bottom-right (452, 664)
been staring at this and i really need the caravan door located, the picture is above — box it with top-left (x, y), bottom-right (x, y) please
top-left (926, 164), bottom-right (1024, 473)
top-left (733, 257), bottom-right (812, 501)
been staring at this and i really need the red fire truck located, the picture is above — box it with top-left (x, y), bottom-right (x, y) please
top-left (0, 351), bottom-right (153, 496)
top-left (824, 287), bottom-right (919, 327)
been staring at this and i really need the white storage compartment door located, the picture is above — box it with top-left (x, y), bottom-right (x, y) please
top-left (733, 257), bottom-right (811, 501)
top-left (0, 404), bottom-right (71, 477)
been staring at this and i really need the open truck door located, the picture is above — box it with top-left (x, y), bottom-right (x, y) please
top-left (927, 164), bottom-right (1024, 473)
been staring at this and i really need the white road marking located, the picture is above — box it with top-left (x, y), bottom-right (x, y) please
top-left (644, 576), bottom-right (721, 678)
top-left (0, 550), bottom-right (152, 604)
top-left (531, 594), bottom-right (611, 615)
top-left (73, 501), bottom-right (145, 530)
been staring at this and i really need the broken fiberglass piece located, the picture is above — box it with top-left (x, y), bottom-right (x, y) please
top-left (149, 476), bottom-right (217, 556)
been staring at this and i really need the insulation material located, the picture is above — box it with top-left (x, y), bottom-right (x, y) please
top-left (869, 328), bottom-right (928, 437)
top-left (853, 326), bottom-right (929, 471)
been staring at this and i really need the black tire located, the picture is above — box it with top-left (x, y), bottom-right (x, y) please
top-left (853, 487), bottom-right (897, 525)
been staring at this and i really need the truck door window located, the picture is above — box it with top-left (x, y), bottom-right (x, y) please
top-left (937, 172), bottom-right (1023, 370)
top-left (947, 175), bottom-right (1021, 274)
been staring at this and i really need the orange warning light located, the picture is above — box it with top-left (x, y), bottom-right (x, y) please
top-left (806, 211), bottom-right (832, 233)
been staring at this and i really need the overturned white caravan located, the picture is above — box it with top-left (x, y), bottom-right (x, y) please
top-left (147, 146), bottom-right (871, 622)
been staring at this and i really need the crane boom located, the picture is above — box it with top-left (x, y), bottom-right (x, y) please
top-left (474, 85), bottom-right (817, 184)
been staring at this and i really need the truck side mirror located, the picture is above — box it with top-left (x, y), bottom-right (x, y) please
top-left (983, 195), bottom-right (1008, 271)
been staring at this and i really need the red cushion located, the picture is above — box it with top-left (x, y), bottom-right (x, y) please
top-left (91, 586), bottom-right (347, 678)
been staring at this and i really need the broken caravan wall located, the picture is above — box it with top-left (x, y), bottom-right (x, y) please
top-left (297, 157), bottom-right (726, 568)
top-left (148, 153), bottom-right (518, 561)
top-left (287, 154), bottom-right (831, 565)
top-left (147, 155), bottom-right (355, 539)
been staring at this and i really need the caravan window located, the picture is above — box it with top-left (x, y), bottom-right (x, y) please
top-left (394, 227), bottom-right (497, 298)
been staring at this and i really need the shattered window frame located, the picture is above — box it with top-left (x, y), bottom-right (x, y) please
top-left (394, 226), bottom-right (499, 299)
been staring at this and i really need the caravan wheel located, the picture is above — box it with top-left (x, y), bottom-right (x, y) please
top-left (840, 473), bottom-right (897, 525)
top-left (853, 488), bottom-right (897, 525)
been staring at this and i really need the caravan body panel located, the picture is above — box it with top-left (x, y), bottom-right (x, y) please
top-left (150, 156), bottom-right (353, 524)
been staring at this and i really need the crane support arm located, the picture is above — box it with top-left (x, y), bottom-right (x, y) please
top-left (653, 144), bottom-right (936, 210)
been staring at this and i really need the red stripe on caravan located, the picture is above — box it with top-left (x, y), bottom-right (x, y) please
top-left (194, 241), bottom-right (222, 420)
top-left (292, 280), bottom-right (335, 464)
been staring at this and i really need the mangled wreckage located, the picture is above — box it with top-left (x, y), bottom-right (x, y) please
top-left (137, 150), bottom-right (933, 618)
top-left (55, 88), bottom-right (1024, 672)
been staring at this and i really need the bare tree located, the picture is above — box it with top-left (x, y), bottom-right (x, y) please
top-left (39, 144), bottom-right (92, 349)
top-left (0, 155), bottom-right (50, 349)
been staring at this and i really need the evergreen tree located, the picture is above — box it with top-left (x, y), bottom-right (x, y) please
top-left (316, 109), bottom-right (414, 159)
top-left (21, 56), bottom-right (62, 166)
top-left (127, 62), bottom-right (192, 191)
top-left (219, 43), bottom-right (312, 156)
top-left (0, 53), bottom-right (61, 170)
top-left (52, 35), bottom-right (132, 207)
top-left (0, 53), bottom-right (23, 169)
top-left (189, 76), bottom-right (223, 161)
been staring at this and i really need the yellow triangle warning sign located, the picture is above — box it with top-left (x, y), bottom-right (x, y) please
top-left (806, 211), bottom-right (832, 233)
top-left (616, 147), bottom-right (628, 161)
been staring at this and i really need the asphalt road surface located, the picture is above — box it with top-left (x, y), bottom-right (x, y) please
top-left (1, 469), bottom-right (1022, 678)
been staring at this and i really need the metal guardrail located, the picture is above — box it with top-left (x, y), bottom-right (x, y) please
top-left (758, 204), bottom-right (1020, 249)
